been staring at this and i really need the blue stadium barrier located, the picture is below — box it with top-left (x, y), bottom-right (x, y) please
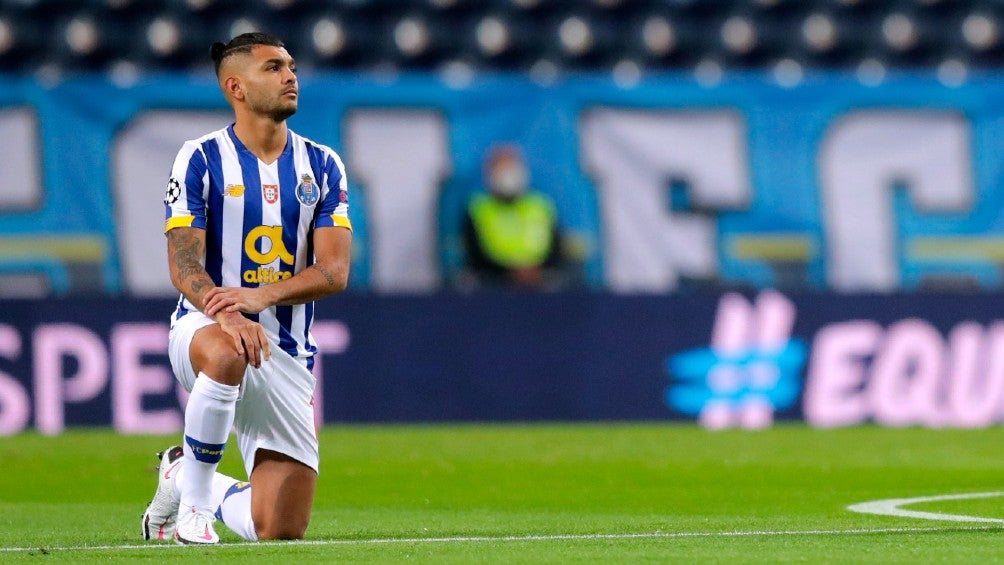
top-left (4, 72), bottom-right (1004, 294)
top-left (2, 291), bottom-right (1004, 434)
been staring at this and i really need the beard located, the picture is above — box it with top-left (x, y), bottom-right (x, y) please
top-left (268, 103), bottom-right (297, 122)
top-left (249, 92), bottom-right (297, 122)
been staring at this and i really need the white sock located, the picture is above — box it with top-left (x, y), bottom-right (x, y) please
top-left (174, 465), bottom-right (258, 541)
top-left (215, 480), bottom-right (258, 541)
top-left (179, 373), bottom-right (239, 513)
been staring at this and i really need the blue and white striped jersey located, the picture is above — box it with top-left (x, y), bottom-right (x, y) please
top-left (164, 124), bottom-right (351, 365)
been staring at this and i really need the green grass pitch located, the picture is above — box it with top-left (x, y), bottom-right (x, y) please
top-left (0, 424), bottom-right (1002, 562)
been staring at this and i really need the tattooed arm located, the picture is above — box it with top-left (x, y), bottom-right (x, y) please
top-left (203, 226), bottom-right (352, 317)
top-left (167, 225), bottom-right (272, 366)
top-left (166, 226), bottom-right (216, 311)
top-left (272, 225), bottom-right (352, 305)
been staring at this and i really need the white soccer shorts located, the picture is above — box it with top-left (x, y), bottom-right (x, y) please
top-left (168, 311), bottom-right (320, 476)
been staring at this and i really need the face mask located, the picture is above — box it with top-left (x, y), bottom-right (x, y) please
top-left (489, 165), bottom-right (528, 198)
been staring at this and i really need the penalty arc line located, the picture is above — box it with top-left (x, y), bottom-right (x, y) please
top-left (0, 525), bottom-right (1000, 553)
top-left (847, 491), bottom-right (1004, 524)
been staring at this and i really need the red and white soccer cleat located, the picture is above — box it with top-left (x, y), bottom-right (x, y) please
top-left (141, 446), bottom-right (184, 541)
top-left (174, 504), bottom-right (220, 545)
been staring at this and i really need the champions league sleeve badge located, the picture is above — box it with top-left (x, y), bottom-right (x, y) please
top-left (295, 174), bottom-right (320, 206)
top-left (164, 178), bottom-right (182, 204)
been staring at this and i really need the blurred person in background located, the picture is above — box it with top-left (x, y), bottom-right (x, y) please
top-left (460, 144), bottom-right (567, 290)
top-left (141, 32), bottom-right (352, 545)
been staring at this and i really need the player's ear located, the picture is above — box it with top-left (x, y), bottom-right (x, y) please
top-left (224, 76), bottom-right (244, 102)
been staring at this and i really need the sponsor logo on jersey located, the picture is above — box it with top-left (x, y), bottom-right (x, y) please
top-left (244, 266), bottom-right (293, 284)
top-left (263, 184), bottom-right (278, 204)
top-left (224, 184), bottom-right (246, 197)
top-left (243, 225), bottom-right (294, 284)
top-left (296, 174), bottom-right (319, 206)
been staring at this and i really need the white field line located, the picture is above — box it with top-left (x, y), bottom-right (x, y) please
top-left (0, 525), bottom-right (999, 553)
top-left (847, 492), bottom-right (1004, 523)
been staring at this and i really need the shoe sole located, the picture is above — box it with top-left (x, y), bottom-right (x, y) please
top-left (174, 534), bottom-right (220, 546)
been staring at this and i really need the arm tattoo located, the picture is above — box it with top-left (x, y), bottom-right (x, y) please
top-left (168, 229), bottom-right (213, 299)
top-left (311, 264), bottom-right (337, 286)
top-left (191, 279), bottom-right (209, 295)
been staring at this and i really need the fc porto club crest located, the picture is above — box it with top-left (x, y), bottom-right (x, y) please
top-left (296, 174), bottom-right (319, 206)
top-left (263, 184), bottom-right (279, 204)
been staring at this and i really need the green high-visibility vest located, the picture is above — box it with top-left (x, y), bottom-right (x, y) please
top-left (468, 192), bottom-right (556, 268)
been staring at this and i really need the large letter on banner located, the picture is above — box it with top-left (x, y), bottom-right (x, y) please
top-left (0, 107), bottom-right (42, 210)
top-left (113, 111), bottom-right (232, 296)
top-left (819, 111), bottom-right (973, 291)
top-left (344, 110), bottom-right (451, 292)
top-left (580, 109), bottom-right (751, 293)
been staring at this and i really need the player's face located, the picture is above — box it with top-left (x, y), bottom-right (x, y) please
top-left (242, 45), bottom-right (298, 122)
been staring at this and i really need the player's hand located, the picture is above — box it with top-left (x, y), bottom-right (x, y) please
top-left (204, 286), bottom-right (273, 317)
top-left (215, 310), bottom-right (271, 368)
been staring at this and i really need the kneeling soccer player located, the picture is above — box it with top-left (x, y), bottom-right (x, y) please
top-left (141, 31), bottom-right (352, 544)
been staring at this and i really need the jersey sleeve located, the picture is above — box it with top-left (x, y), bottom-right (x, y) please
top-left (314, 149), bottom-right (352, 231)
top-left (163, 141), bottom-right (209, 233)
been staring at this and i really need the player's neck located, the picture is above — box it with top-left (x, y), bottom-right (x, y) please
top-left (232, 116), bottom-right (288, 165)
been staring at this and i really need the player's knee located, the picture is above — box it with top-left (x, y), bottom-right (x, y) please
top-left (255, 518), bottom-right (308, 540)
top-left (257, 528), bottom-right (306, 541)
top-left (201, 355), bottom-right (246, 386)
top-left (194, 340), bottom-right (247, 385)
top-left (212, 349), bottom-right (247, 377)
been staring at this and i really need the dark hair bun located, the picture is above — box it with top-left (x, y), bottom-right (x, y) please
top-left (210, 42), bottom-right (227, 63)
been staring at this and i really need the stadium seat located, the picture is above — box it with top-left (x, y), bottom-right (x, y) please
top-left (295, 11), bottom-right (380, 69)
top-left (463, 12), bottom-right (543, 70)
top-left (793, 10), bottom-right (867, 68)
top-left (0, 11), bottom-right (44, 71)
top-left (955, 7), bottom-right (1004, 67)
top-left (50, 12), bottom-right (125, 70)
top-left (6, 0), bottom-right (1004, 74)
top-left (134, 13), bottom-right (211, 70)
